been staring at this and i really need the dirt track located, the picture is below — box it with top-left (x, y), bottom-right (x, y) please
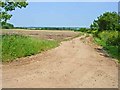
top-left (2, 36), bottom-right (118, 88)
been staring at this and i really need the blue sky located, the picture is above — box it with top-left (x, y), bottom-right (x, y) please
top-left (8, 2), bottom-right (118, 27)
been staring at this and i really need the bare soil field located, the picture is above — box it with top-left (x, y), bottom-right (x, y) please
top-left (1, 29), bottom-right (79, 41)
top-left (1, 29), bottom-right (118, 88)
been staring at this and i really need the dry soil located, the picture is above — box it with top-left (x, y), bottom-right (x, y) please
top-left (2, 35), bottom-right (118, 88)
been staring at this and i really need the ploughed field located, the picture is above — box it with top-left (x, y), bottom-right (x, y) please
top-left (1, 29), bottom-right (79, 41)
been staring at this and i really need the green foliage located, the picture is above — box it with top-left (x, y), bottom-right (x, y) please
top-left (0, 12), bottom-right (12, 23)
top-left (90, 29), bottom-right (99, 36)
top-left (94, 31), bottom-right (119, 61)
top-left (79, 28), bottom-right (88, 32)
top-left (1, 1), bottom-right (28, 11)
top-left (2, 22), bottom-right (14, 29)
top-left (90, 12), bottom-right (120, 31)
top-left (78, 28), bottom-right (91, 33)
top-left (98, 31), bottom-right (119, 46)
top-left (0, 0), bottom-right (28, 24)
top-left (78, 28), bottom-right (98, 37)
top-left (89, 12), bottom-right (119, 61)
top-left (90, 20), bottom-right (99, 30)
top-left (1, 34), bottom-right (59, 62)
top-left (94, 37), bottom-right (119, 60)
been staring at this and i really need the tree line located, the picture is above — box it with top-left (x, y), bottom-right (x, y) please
top-left (1, 1), bottom-right (119, 32)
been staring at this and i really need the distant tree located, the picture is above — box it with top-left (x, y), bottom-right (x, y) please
top-left (0, 0), bottom-right (28, 26)
top-left (90, 12), bottom-right (120, 31)
top-left (2, 22), bottom-right (14, 29)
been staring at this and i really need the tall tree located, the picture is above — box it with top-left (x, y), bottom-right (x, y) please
top-left (0, 0), bottom-right (28, 25)
top-left (90, 12), bottom-right (120, 31)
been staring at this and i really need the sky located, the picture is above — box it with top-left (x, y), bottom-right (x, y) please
top-left (27, 0), bottom-right (119, 2)
top-left (8, 2), bottom-right (118, 27)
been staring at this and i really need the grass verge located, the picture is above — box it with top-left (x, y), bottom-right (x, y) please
top-left (1, 34), bottom-right (59, 62)
top-left (77, 30), bottom-right (119, 62)
top-left (94, 37), bottom-right (119, 62)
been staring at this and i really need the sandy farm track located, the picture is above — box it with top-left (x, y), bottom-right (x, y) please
top-left (1, 29), bottom-right (118, 88)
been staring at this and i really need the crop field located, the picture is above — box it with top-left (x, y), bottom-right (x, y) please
top-left (1, 29), bottom-right (79, 41)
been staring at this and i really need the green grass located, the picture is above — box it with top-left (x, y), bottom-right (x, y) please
top-left (1, 34), bottom-right (59, 62)
top-left (94, 37), bottom-right (119, 61)
top-left (98, 31), bottom-right (118, 46)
